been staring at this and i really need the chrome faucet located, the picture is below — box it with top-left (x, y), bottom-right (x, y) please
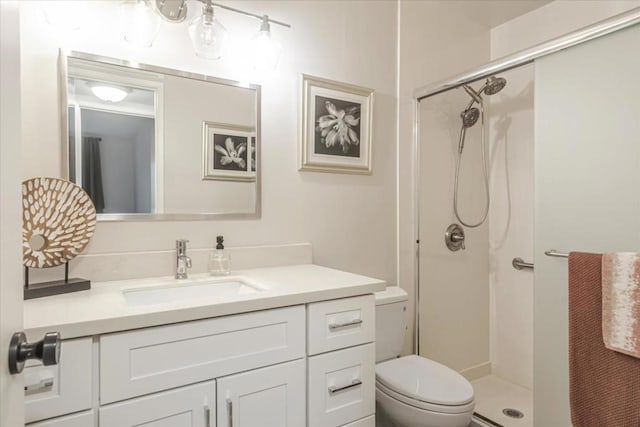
top-left (175, 239), bottom-right (192, 279)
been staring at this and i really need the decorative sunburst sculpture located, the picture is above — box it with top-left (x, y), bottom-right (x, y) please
top-left (22, 177), bottom-right (97, 269)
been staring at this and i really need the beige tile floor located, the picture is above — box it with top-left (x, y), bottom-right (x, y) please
top-left (471, 375), bottom-right (533, 427)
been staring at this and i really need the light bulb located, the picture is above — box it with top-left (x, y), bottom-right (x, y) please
top-left (90, 85), bottom-right (129, 103)
top-left (250, 16), bottom-right (282, 72)
top-left (121, 0), bottom-right (161, 48)
top-left (188, 2), bottom-right (227, 60)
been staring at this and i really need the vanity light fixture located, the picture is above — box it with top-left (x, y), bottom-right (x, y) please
top-left (188, 0), bottom-right (227, 60)
top-left (250, 15), bottom-right (283, 72)
top-left (89, 84), bottom-right (130, 103)
top-left (124, 0), bottom-right (291, 68)
top-left (121, 0), bottom-right (162, 48)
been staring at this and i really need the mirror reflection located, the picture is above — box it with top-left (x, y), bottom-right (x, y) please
top-left (64, 52), bottom-right (260, 220)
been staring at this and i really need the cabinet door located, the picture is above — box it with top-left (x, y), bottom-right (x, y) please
top-left (217, 359), bottom-right (305, 427)
top-left (99, 381), bottom-right (215, 427)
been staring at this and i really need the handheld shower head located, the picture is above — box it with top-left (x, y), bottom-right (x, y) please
top-left (461, 107), bottom-right (479, 128)
top-left (458, 107), bottom-right (480, 154)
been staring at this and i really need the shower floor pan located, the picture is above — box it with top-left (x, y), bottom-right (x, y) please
top-left (470, 375), bottom-right (533, 427)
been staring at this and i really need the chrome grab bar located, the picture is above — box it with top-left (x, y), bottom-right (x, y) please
top-left (328, 379), bottom-right (362, 395)
top-left (328, 319), bottom-right (363, 330)
top-left (512, 257), bottom-right (534, 270)
top-left (544, 249), bottom-right (569, 258)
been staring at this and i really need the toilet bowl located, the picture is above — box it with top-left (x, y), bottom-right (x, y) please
top-left (375, 288), bottom-right (475, 427)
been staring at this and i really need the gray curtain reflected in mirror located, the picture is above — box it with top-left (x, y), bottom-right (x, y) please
top-left (82, 136), bottom-right (104, 213)
top-left (68, 108), bottom-right (154, 214)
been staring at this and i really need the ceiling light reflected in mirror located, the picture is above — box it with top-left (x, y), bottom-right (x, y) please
top-left (89, 84), bottom-right (130, 103)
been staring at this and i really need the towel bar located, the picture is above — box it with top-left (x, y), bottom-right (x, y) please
top-left (512, 257), bottom-right (534, 270)
top-left (545, 249), bottom-right (569, 258)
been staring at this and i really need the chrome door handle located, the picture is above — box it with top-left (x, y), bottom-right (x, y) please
top-left (226, 398), bottom-right (233, 427)
top-left (328, 319), bottom-right (363, 330)
top-left (328, 379), bottom-right (362, 394)
top-left (9, 331), bottom-right (60, 374)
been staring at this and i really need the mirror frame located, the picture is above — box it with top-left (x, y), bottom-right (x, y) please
top-left (59, 50), bottom-right (261, 221)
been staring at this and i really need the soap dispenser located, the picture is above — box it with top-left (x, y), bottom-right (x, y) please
top-left (208, 235), bottom-right (231, 276)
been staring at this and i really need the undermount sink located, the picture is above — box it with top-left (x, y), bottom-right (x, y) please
top-left (122, 276), bottom-right (266, 306)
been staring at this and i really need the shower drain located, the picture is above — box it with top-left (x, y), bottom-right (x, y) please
top-left (502, 408), bottom-right (525, 419)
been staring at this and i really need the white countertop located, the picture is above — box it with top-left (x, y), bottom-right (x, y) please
top-left (24, 264), bottom-right (386, 339)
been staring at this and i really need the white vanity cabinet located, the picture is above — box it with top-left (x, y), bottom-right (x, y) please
top-left (25, 295), bottom-right (377, 427)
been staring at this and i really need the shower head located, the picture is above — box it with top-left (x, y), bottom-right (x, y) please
top-left (461, 107), bottom-right (479, 128)
top-left (481, 76), bottom-right (507, 96)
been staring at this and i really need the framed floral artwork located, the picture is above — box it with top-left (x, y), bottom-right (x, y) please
top-left (300, 74), bottom-right (374, 174)
top-left (202, 122), bottom-right (256, 181)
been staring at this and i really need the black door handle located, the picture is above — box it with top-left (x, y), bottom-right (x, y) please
top-left (8, 331), bottom-right (60, 374)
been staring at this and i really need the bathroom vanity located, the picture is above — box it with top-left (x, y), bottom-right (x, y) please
top-left (23, 264), bottom-right (385, 427)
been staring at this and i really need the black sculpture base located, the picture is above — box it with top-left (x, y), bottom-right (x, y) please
top-left (24, 264), bottom-right (91, 300)
top-left (24, 278), bottom-right (91, 300)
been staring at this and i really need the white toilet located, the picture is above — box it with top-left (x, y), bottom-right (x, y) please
top-left (375, 287), bottom-right (475, 427)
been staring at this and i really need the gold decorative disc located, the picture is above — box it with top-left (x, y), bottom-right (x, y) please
top-left (22, 177), bottom-right (97, 268)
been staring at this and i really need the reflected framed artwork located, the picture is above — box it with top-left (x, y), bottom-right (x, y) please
top-left (202, 122), bottom-right (257, 182)
top-left (300, 74), bottom-right (374, 174)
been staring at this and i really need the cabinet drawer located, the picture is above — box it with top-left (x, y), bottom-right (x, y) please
top-left (308, 343), bottom-right (375, 427)
top-left (100, 381), bottom-right (215, 427)
top-left (307, 295), bottom-right (375, 355)
top-left (341, 415), bottom-right (375, 427)
top-left (25, 338), bottom-right (93, 423)
top-left (27, 410), bottom-right (95, 427)
top-left (100, 305), bottom-right (305, 403)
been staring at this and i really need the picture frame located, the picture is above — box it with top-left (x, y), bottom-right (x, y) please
top-left (202, 122), bottom-right (257, 182)
top-left (300, 74), bottom-right (374, 174)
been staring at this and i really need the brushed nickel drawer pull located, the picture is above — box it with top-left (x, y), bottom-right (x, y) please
top-left (204, 405), bottom-right (211, 427)
top-left (328, 379), bottom-right (362, 394)
top-left (227, 398), bottom-right (233, 427)
top-left (24, 377), bottom-right (54, 392)
top-left (328, 319), bottom-right (363, 330)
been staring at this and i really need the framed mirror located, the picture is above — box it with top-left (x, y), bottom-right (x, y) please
top-left (60, 51), bottom-right (261, 221)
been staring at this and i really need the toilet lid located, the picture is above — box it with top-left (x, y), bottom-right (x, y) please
top-left (375, 355), bottom-right (474, 406)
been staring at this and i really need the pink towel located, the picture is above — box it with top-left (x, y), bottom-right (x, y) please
top-left (569, 252), bottom-right (640, 427)
top-left (602, 253), bottom-right (640, 358)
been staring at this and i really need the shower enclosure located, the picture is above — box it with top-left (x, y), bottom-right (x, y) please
top-left (413, 10), bottom-right (640, 427)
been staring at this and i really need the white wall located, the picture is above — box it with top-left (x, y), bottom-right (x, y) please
top-left (0, 2), bottom-right (25, 425)
top-left (19, 1), bottom-right (398, 285)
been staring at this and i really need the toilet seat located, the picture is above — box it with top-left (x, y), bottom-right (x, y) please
top-left (375, 355), bottom-right (475, 414)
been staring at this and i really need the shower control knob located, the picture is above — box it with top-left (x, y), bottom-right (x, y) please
top-left (8, 331), bottom-right (60, 374)
top-left (445, 224), bottom-right (466, 252)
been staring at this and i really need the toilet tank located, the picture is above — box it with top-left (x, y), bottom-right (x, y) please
top-left (375, 287), bottom-right (409, 362)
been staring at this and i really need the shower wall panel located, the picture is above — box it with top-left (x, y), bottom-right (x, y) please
top-left (418, 89), bottom-right (490, 376)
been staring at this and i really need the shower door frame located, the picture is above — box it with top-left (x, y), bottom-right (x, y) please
top-left (411, 7), bottom-right (640, 354)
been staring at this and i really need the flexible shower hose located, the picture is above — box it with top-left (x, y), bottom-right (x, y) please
top-left (453, 98), bottom-right (490, 228)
